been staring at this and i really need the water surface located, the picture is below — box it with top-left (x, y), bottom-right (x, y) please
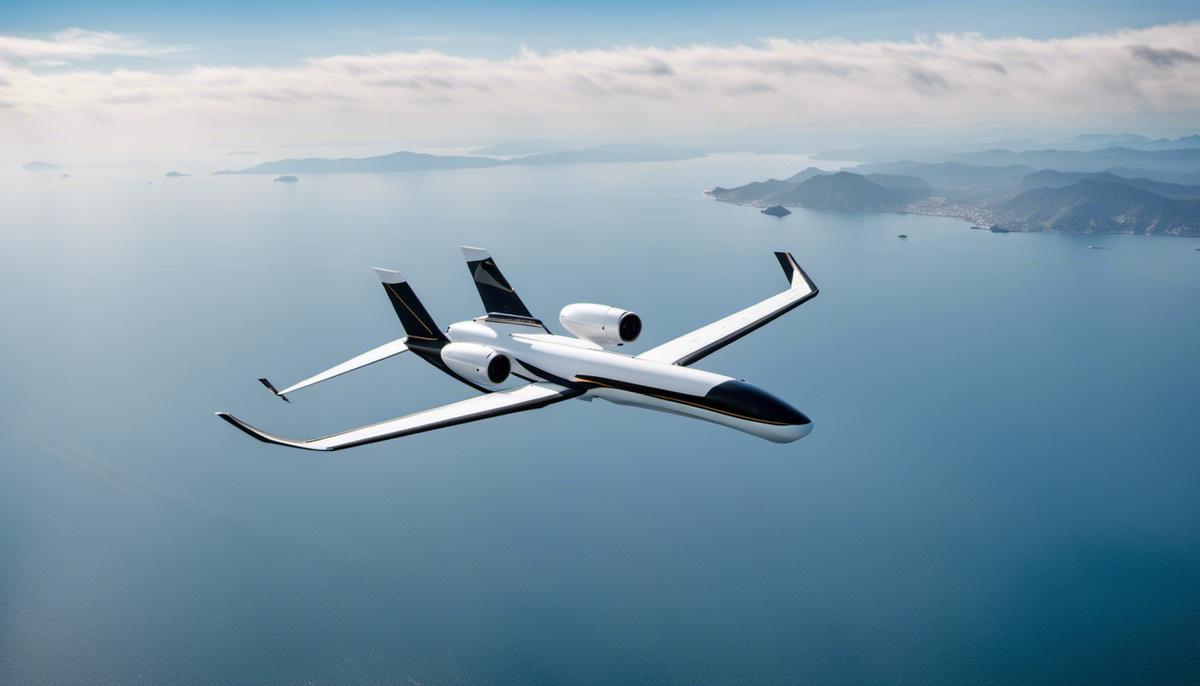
top-left (2, 155), bottom-right (1198, 684)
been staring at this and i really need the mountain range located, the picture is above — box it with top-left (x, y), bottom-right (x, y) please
top-left (1011, 170), bottom-right (1200, 201)
top-left (707, 148), bottom-right (1200, 236)
top-left (946, 147), bottom-right (1200, 176)
top-left (1066, 134), bottom-right (1200, 151)
top-left (811, 134), bottom-right (1200, 164)
top-left (998, 180), bottom-right (1200, 234)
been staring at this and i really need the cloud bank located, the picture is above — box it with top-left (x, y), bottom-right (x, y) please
top-left (2, 23), bottom-right (1198, 161)
top-left (0, 28), bottom-right (180, 66)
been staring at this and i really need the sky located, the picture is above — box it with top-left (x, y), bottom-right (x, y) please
top-left (2, 1), bottom-right (1199, 164)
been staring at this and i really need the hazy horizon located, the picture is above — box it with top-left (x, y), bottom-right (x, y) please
top-left (2, 7), bottom-right (1199, 166)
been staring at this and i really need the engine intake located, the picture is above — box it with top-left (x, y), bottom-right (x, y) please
top-left (559, 303), bottom-right (642, 348)
top-left (440, 342), bottom-right (511, 385)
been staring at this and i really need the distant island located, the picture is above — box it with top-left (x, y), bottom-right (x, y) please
top-left (761, 205), bottom-right (791, 217)
top-left (219, 151), bottom-right (504, 175)
top-left (708, 147), bottom-right (1200, 236)
top-left (216, 144), bottom-right (706, 175)
top-left (273, 175), bottom-right (299, 183)
top-left (469, 139), bottom-right (568, 156)
top-left (22, 161), bottom-right (62, 171)
top-left (165, 171), bottom-right (189, 178)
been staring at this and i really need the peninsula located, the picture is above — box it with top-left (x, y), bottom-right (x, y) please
top-left (708, 147), bottom-right (1200, 236)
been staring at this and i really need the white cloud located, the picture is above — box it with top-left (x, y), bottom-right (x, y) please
top-left (0, 28), bottom-right (180, 66)
top-left (2, 23), bottom-right (1198, 162)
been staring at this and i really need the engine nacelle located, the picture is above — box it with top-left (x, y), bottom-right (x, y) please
top-left (440, 342), bottom-right (511, 386)
top-left (559, 303), bottom-right (642, 348)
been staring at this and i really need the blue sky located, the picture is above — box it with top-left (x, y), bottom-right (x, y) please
top-left (3, 0), bottom-right (1199, 64)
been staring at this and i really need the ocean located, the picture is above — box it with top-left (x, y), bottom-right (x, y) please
top-left (2, 154), bottom-right (1198, 684)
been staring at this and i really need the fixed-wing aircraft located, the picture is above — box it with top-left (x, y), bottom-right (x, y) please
top-left (217, 248), bottom-right (818, 450)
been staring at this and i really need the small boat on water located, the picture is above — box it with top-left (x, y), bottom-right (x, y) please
top-left (898, 234), bottom-right (908, 239)
top-left (1089, 245), bottom-right (1102, 250)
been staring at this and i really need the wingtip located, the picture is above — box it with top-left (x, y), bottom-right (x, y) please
top-left (215, 411), bottom-right (247, 431)
top-left (773, 251), bottom-right (796, 284)
top-left (775, 251), bottom-right (817, 293)
top-left (771, 251), bottom-right (817, 291)
top-left (217, 411), bottom-right (265, 440)
top-left (215, 411), bottom-right (299, 447)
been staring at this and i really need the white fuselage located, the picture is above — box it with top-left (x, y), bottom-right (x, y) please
top-left (446, 318), bottom-right (812, 443)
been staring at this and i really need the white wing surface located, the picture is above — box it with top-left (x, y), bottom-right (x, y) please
top-left (260, 338), bottom-right (409, 400)
top-left (637, 252), bottom-right (818, 366)
top-left (218, 382), bottom-right (578, 451)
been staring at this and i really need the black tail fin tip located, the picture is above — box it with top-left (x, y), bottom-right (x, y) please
top-left (258, 378), bottom-right (290, 402)
top-left (373, 268), bottom-right (447, 342)
top-left (460, 246), bottom-right (534, 318)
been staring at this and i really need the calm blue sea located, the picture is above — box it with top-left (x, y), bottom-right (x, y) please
top-left (2, 155), bottom-right (1198, 684)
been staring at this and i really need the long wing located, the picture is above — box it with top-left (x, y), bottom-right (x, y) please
top-left (217, 382), bottom-right (579, 451)
top-left (637, 252), bottom-right (818, 367)
top-left (259, 337), bottom-right (409, 401)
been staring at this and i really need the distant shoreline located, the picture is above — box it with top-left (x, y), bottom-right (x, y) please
top-left (706, 155), bottom-right (1200, 237)
top-left (214, 144), bottom-right (707, 176)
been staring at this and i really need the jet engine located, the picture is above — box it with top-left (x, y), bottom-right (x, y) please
top-left (559, 303), bottom-right (642, 348)
top-left (440, 342), bottom-right (511, 385)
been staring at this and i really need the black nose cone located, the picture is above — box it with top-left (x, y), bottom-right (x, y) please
top-left (704, 380), bottom-right (811, 425)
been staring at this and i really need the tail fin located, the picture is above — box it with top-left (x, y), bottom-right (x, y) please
top-left (460, 246), bottom-right (534, 318)
top-left (373, 268), bottom-right (447, 342)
